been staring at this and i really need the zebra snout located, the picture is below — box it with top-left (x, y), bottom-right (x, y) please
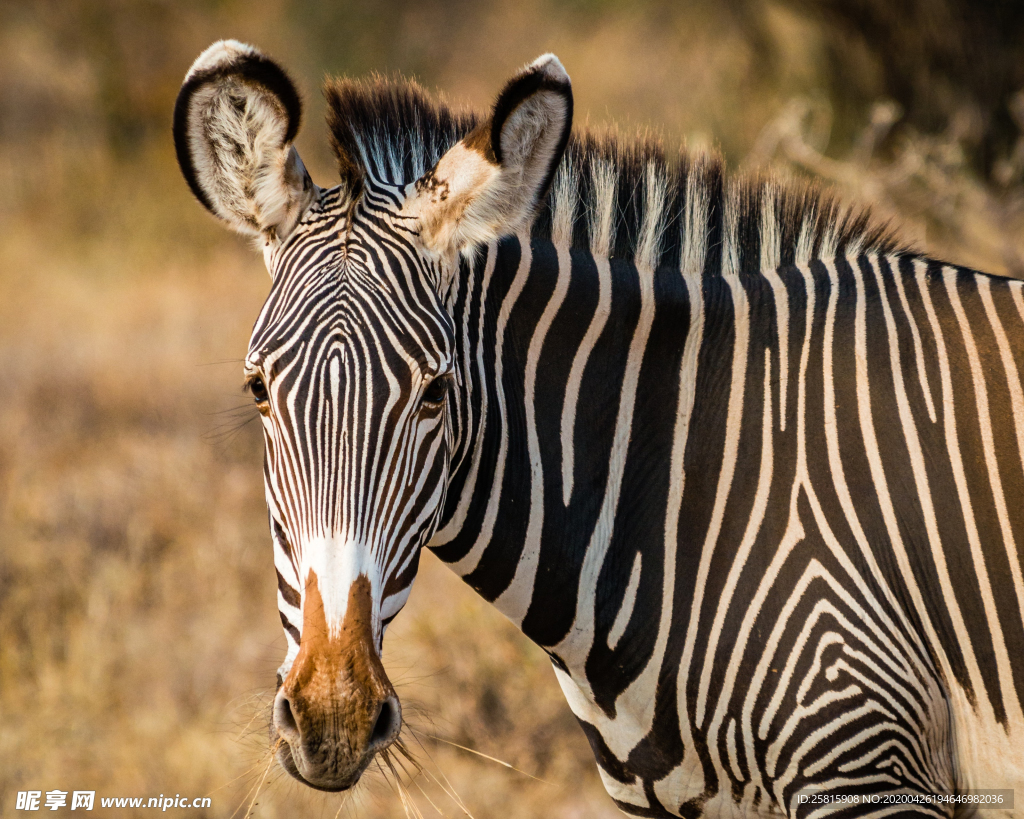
top-left (272, 573), bottom-right (402, 791)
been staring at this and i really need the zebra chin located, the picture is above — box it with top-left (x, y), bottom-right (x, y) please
top-left (271, 722), bottom-right (387, 792)
top-left (273, 735), bottom-right (362, 793)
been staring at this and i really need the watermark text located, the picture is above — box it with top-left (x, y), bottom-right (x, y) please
top-left (15, 791), bottom-right (212, 812)
top-left (794, 789), bottom-right (1013, 811)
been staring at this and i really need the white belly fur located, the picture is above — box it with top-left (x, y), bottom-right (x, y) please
top-left (949, 685), bottom-right (1024, 818)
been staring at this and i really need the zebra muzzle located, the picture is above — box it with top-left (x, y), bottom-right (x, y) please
top-left (272, 573), bottom-right (401, 791)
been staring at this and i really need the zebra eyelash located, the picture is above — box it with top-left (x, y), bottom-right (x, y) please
top-left (420, 374), bottom-right (451, 408)
top-left (244, 374), bottom-right (270, 404)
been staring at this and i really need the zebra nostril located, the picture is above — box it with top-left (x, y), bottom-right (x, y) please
top-left (369, 696), bottom-right (400, 749)
top-left (274, 693), bottom-right (300, 743)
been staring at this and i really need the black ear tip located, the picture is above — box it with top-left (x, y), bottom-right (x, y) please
top-left (184, 40), bottom-right (261, 81)
top-left (525, 53), bottom-right (571, 90)
top-left (175, 41), bottom-right (302, 146)
top-left (492, 53), bottom-right (572, 113)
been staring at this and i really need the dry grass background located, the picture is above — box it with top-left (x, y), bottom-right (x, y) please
top-left (1, 1), bottom-right (1023, 817)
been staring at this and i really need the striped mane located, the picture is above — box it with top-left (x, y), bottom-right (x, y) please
top-left (326, 75), bottom-right (907, 271)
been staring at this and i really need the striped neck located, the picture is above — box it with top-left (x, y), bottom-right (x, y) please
top-left (431, 228), bottom-right (693, 658)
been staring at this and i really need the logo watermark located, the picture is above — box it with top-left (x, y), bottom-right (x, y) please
top-left (14, 791), bottom-right (212, 812)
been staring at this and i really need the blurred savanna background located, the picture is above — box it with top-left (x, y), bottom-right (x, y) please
top-left (2, 1), bottom-right (1024, 817)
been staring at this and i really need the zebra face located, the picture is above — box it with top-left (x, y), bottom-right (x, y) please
top-left (174, 40), bottom-right (571, 791)
top-left (248, 218), bottom-right (456, 788)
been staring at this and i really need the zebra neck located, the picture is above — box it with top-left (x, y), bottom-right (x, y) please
top-left (432, 231), bottom-right (704, 670)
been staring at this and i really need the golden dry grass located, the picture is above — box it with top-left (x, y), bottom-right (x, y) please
top-left (1, 3), bottom-right (1023, 818)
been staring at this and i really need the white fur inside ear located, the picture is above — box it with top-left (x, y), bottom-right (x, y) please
top-left (404, 143), bottom-right (502, 255)
top-left (402, 53), bottom-right (571, 259)
top-left (179, 43), bottom-right (315, 240)
top-left (497, 90), bottom-right (569, 209)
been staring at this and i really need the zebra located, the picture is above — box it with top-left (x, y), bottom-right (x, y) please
top-left (173, 40), bottom-right (1024, 817)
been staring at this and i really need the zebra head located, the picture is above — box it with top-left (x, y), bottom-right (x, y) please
top-left (173, 41), bottom-right (572, 791)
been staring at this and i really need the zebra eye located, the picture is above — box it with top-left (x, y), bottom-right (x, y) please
top-left (421, 376), bottom-right (449, 407)
top-left (248, 376), bottom-right (269, 404)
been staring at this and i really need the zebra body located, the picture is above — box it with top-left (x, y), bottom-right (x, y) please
top-left (174, 41), bottom-right (1024, 816)
top-left (433, 231), bottom-right (1024, 816)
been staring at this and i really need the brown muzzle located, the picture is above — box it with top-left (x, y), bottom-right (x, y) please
top-left (273, 572), bottom-right (400, 791)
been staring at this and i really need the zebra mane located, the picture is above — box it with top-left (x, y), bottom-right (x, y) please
top-left (325, 75), bottom-right (907, 271)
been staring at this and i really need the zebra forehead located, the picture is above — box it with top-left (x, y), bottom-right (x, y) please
top-left (324, 74), bottom-right (909, 272)
top-left (252, 267), bottom-right (444, 338)
top-left (247, 301), bottom-right (451, 384)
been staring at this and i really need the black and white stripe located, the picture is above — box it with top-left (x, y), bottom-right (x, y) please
top-left (431, 226), bottom-right (1024, 816)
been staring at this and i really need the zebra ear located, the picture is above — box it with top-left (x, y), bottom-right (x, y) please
top-left (406, 53), bottom-right (573, 257)
top-left (173, 40), bottom-right (317, 242)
